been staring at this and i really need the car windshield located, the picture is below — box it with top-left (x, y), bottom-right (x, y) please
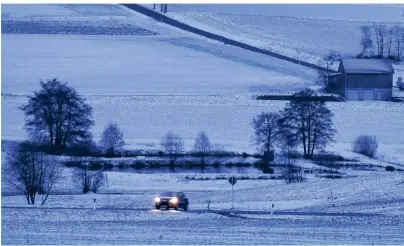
top-left (160, 192), bottom-right (175, 197)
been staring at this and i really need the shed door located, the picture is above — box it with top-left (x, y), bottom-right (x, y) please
top-left (363, 89), bottom-right (374, 100)
top-left (347, 89), bottom-right (359, 100)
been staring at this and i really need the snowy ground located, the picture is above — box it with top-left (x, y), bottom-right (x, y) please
top-left (2, 5), bottom-right (404, 244)
top-left (3, 94), bottom-right (404, 161)
top-left (3, 206), bottom-right (404, 245)
top-left (2, 170), bottom-right (404, 244)
top-left (146, 4), bottom-right (404, 64)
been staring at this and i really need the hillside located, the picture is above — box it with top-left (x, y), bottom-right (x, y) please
top-left (145, 4), bottom-right (404, 66)
top-left (1, 4), bottom-right (404, 163)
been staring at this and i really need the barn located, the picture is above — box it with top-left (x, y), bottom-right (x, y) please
top-left (328, 59), bottom-right (394, 101)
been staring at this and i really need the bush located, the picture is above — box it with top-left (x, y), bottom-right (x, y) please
top-left (130, 161), bottom-right (146, 169)
top-left (312, 153), bottom-right (345, 162)
top-left (385, 166), bottom-right (395, 172)
top-left (103, 162), bottom-right (114, 169)
top-left (225, 162), bottom-right (235, 168)
top-left (117, 161), bottom-right (127, 169)
top-left (91, 172), bottom-right (105, 193)
top-left (281, 165), bottom-right (304, 183)
top-left (63, 161), bottom-right (82, 167)
top-left (241, 152), bottom-right (249, 158)
top-left (90, 161), bottom-right (103, 170)
top-left (253, 154), bottom-right (263, 159)
top-left (352, 135), bottom-right (378, 158)
top-left (262, 167), bottom-right (274, 174)
top-left (322, 174), bottom-right (343, 179)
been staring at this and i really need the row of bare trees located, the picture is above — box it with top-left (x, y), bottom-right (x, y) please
top-left (153, 4), bottom-right (168, 13)
top-left (160, 131), bottom-right (226, 165)
top-left (359, 24), bottom-right (404, 61)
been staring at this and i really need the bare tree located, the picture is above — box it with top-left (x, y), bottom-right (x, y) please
top-left (91, 172), bottom-right (105, 193)
top-left (387, 26), bottom-right (395, 57)
top-left (359, 25), bottom-right (374, 57)
top-left (73, 157), bottom-right (98, 193)
top-left (100, 122), bottom-right (125, 157)
top-left (193, 131), bottom-right (213, 163)
top-left (393, 25), bottom-right (404, 61)
top-left (19, 78), bottom-right (94, 153)
top-left (160, 131), bottom-right (184, 164)
top-left (252, 112), bottom-right (281, 154)
top-left (160, 4), bottom-right (167, 13)
top-left (5, 141), bottom-right (61, 205)
top-left (281, 163), bottom-right (304, 184)
top-left (316, 51), bottom-right (339, 93)
top-left (279, 89), bottom-right (336, 159)
top-left (372, 23), bottom-right (387, 57)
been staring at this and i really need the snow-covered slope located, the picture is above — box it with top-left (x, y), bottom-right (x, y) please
top-left (145, 4), bottom-right (404, 63)
top-left (2, 4), bottom-right (404, 164)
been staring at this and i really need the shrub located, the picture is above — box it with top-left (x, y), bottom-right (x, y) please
top-left (90, 161), bottom-right (103, 170)
top-left (281, 165), bottom-right (304, 183)
top-left (225, 162), bottom-right (235, 168)
top-left (352, 135), bottom-right (378, 158)
top-left (322, 174), bottom-right (343, 179)
top-left (91, 172), bottom-right (105, 193)
top-left (385, 166), bottom-right (395, 172)
top-left (253, 154), bottom-right (262, 158)
top-left (241, 152), bottom-right (249, 158)
top-left (212, 162), bottom-right (220, 168)
top-left (262, 167), bottom-right (274, 174)
top-left (117, 162), bottom-right (126, 169)
top-left (130, 161), bottom-right (146, 169)
top-left (103, 162), bottom-right (114, 169)
top-left (63, 161), bottom-right (82, 168)
top-left (312, 153), bottom-right (345, 161)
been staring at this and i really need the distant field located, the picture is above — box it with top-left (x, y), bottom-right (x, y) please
top-left (3, 95), bottom-right (404, 154)
top-left (155, 4), bottom-right (404, 63)
top-left (1, 34), bottom-right (316, 95)
top-left (1, 4), bottom-right (404, 161)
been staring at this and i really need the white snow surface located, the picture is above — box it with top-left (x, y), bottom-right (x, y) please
top-left (140, 4), bottom-right (404, 64)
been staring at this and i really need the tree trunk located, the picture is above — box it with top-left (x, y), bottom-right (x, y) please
top-left (25, 194), bottom-right (30, 205)
top-left (30, 193), bottom-right (35, 205)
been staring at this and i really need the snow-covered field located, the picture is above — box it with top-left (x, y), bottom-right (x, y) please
top-left (3, 206), bottom-right (404, 245)
top-left (2, 4), bottom-right (404, 244)
top-left (149, 4), bottom-right (404, 64)
top-left (2, 170), bottom-right (404, 244)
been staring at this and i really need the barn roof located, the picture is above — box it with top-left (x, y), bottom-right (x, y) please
top-left (340, 59), bottom-right (394, 74)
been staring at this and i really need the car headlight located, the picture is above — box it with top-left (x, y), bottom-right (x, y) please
top-left (155, 197), bottom-right (161, 203)
top-left (170, 197), bottom-right (178, 204)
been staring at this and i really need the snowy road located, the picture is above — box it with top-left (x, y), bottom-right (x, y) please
top-left (2, 207), bottom-right (404, 244)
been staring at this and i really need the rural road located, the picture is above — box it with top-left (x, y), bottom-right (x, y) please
top-left (1, 205), bottom-right (381, 217)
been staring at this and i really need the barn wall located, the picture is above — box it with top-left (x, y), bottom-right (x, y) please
top-left (346, 74), bottom-right (392, 88)
top-left (328, 74), bottom-right (344, 97)
top-left (344, 88), bottom-right (391, 101)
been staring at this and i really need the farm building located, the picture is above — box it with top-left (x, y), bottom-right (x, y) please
top-left (328, 59), bottom-right (394, 101)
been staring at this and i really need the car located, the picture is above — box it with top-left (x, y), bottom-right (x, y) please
top-left (154, 191), bottom-right (189, 211)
